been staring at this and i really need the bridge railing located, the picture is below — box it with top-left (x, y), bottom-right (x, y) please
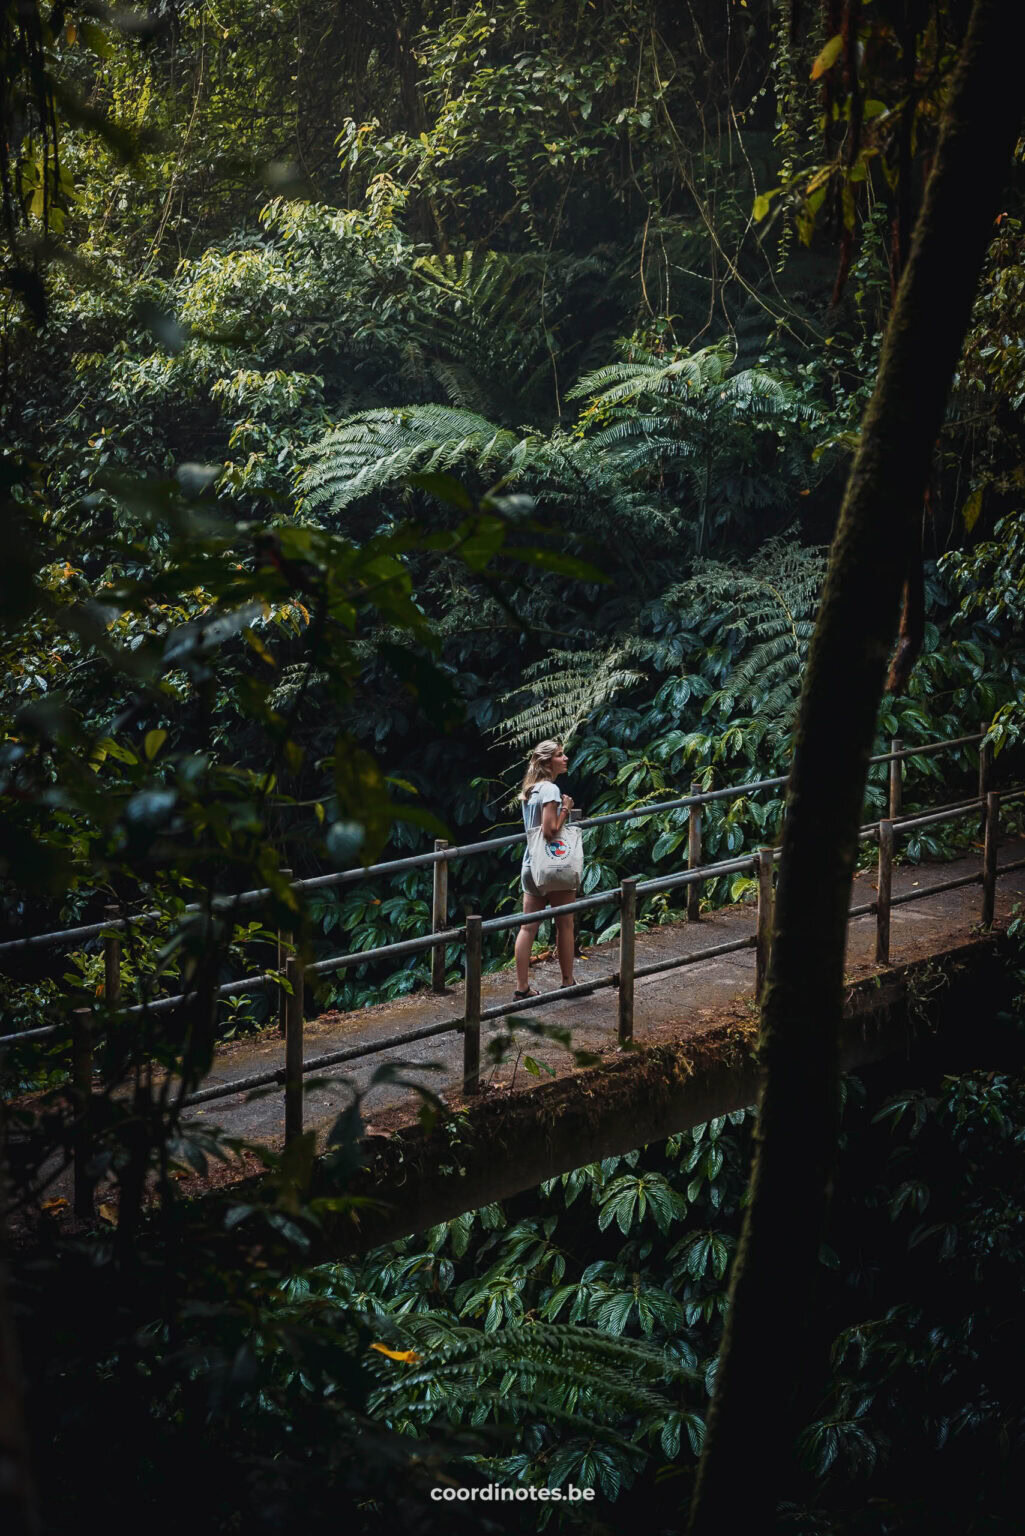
top-left (0, 729), bottom-right (998, 1045)
top-left (3, 731), bottom-right (993, 1035)
top-left (6, 729), bottom-right (1025, 1217)
top-left (0, 730), bottom-right (991, 962)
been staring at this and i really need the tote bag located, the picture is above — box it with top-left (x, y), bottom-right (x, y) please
top-left (526, 820), bottom-right (584, 893)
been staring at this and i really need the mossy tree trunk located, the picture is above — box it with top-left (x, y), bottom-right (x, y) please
top-left (687, 2), bottom-right (1025, 1529)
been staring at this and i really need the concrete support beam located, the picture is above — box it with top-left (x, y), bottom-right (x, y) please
top-left (317, 931), bottom-right (1015, 1256)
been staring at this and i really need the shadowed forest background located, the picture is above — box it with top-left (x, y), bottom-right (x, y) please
top-left (2, 1), bottom-right (1025, 1532)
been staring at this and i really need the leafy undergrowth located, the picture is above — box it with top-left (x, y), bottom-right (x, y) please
top-left (269, 1066), bottom-right (1025, 1532)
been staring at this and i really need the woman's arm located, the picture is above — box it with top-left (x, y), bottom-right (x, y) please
top-left (541, 793), bottom-right (573, 839)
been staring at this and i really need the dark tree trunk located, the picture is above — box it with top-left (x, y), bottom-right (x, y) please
top-left (0, 1262), bottom-right (35, 1536)
top-left (0, 1105), bottom-right (37, 1536)
top-left (687, 2), bottom-right (1025, 1529)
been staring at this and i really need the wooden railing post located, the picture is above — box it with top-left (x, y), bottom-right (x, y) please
top-left (71, 1007), bottom-right (94, 1219)
top-left (982, 792), bottom-right (1000, 929)
top-left (618, 878), bottom-right (637, 1047)
top-left (979, 723), bottom-right (994, 802)
top-left (687, 782), bottom-right (702, 922)
top-left (277, 867), bottom-right (292, 1036)
top-left (284, 954), bottom-right (304, 1145)
top-left (979, 723), bottom-right (993, 838)
top-left (889, 737), bottom-right (903, 821)
top-left (755, 849), bottom-right (774, 1000)
top-left (431, 840), bottom-right (449, 993)
top-left (463, 916), bottom-right (481, 1095)
top-left (876, 819), bottom-right (893, 965)
top-left (103, 904), bottom-right (121, 1008)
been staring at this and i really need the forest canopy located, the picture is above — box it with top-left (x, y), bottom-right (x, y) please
top-left (4, 0), bottom-right (1021, 955)
top-left (2, 1), bottom-right (1025, 1532)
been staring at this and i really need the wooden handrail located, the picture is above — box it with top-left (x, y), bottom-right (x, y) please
top-left (0, 731), bottom-right (986, 958)
top-left (4, 788), bottom-right (1015, 1046)
top-left (45, 815), bottom-right (1021, 1165)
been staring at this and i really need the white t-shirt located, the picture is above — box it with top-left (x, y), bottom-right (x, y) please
top-left (522, 780), bottom-right (562, 866)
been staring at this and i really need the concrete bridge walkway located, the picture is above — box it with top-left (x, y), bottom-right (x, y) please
top-left (183, 840), bottom-right (1025, 1148)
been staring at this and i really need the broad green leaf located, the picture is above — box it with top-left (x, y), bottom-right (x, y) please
top-left (962, 486), bottom-right (983, 532)
top-left (752, 187), bottom-right (781, 222)
top-left (811, 34), bottom-right (843, 79)
top-left (244, 627), bottom-right (276, 666)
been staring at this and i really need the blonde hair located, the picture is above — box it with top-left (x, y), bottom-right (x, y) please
top-left (519, 739), bottom-right (563, 802)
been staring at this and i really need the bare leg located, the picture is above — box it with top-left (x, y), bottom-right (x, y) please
top-left (551, 890), bottom-right (576, 985)
top-left (514, 888), bottom-right (544, 991)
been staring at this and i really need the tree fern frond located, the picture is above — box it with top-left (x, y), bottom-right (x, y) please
top-left (366, 1318), bottom-right (682, 1434)
top-left (567, 343), bottom-right (733, 409)
top-left (429, 360), bottom-right (496, 416)
top-left (671, 536), bottom-right (827, 726)
top-left (298, 405), bottom-right (538, 513)
top-left (493, 645), bottom-right (648, 750)
top-left (408, 247), bottom-right (610, 424)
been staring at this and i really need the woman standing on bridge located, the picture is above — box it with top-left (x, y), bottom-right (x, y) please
top-left (514, 739), bottom-right (578, 998)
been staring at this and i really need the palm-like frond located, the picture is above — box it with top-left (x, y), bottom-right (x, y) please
top-left (570, 341), bottom-right (810, 425)
top-left (298, 404), bottom-right (539, 514)
top-left (567, 341), bottom-right (734, 409)
top-left (410, 248), bottom-right (610, 424)
top-left (494, 645), bottom-right (648, 749)
top-left (367, 1318), bottom-right (684, 1435)
top-left (670, 536), bottom-right (827, 726)
top-left (564, 345), bottom-right (819, 560)
top-left (493, 632), bottom-right (687, 752)
top-left (298, 401), bottom-right (672, 549)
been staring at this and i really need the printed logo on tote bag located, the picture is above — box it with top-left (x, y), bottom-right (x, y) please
top-left (527, 822), bottom-right (584, 892)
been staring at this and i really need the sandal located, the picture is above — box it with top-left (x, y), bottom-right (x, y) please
top-left (513, 987), bottom-right (540, 1000)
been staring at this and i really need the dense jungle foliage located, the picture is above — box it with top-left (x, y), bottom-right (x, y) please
top-left (2, 0), bottom-right (1025, 1531)
top-left (20, 1048), bottom-right (1025, 1534)
top-left (3, 0), bottom-right (1025, 1029)
top-left (288, 1056), bottom-right (1025, 1534)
